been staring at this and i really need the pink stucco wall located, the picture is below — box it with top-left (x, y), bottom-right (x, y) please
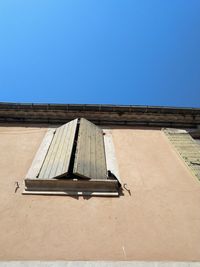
top-left (0, 125), bottom-right (199, 261)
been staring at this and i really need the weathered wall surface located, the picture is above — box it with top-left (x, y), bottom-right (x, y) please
top-left (0, 125), bottom-right (200, 261)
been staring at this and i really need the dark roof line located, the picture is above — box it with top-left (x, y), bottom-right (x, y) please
top-left (0, 102), bottom-right (199, 127)
top-left (0, 102), bottom-right (200, 112)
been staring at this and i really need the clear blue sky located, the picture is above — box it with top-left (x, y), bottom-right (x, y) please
top-left (0, 1), bottom-right (200, 107)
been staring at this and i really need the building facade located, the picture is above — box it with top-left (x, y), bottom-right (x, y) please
top-left (0, 103), bottom-right (200, 263)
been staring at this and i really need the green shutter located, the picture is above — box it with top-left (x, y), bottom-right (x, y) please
top-left (163, 128), bottom-right (200, 181)
top-left (73, 118), bottom-right (107, 180)
top-left (24, 118), bottom-right (120, 196)
top-left (38, 119), bottom-right (78, 179)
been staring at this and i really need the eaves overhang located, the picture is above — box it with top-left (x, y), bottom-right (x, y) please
top-left (0, 102), bottom-right (200, 128)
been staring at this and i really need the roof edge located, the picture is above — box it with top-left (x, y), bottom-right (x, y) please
top-left (0, 102), bottom-right (200, 112)
top-left (0, 102), bottom-right (199, 127)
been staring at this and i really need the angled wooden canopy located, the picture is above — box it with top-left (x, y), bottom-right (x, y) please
top-left (24, 118), bottom-right (120, 196)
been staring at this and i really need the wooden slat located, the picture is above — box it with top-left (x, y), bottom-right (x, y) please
top-left (73, 118), bottom-right (107, 180)
top-left (103, 129), bottom-right (121, 183)
top-left (24, 178), bottom-right (118, 192)
top-left (25, 128), bottom-right (55, 179)
top-left (163, 128), bottom-right (200, 181)
top-left (23, 190), bottom-right (119, 196)
top-left (38, 119), bottom-right (78, 179)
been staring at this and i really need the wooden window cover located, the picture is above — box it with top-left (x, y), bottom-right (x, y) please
top-left (24, 118), bottom-right (120, 196)
top-left (163, 128), bottom-right (200, 181)
top-left (73, 118), bottom-right (107, 180)
top-left (38, 118), bottom-right (78, 179)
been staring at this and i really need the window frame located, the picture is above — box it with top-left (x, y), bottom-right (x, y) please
top-left (23, 119), bottom-right (121, 196)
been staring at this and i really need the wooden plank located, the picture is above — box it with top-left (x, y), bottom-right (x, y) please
top-left (103, 129), bottom-right (121, 184)
top-left (22, 190), bottom-right (119, 196)
top-left (24, 178), bottom-right (119, 192)
top-left (38, 119), bottom-right (78, 179)
top-left (25, 128), bottom-right (55, 179)
top-left (96, 125), bottom-right (106, 180)
top-left (39, 125), bottom-right (65, 179)
top-left (73, 118), bottom-right (107, 180)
